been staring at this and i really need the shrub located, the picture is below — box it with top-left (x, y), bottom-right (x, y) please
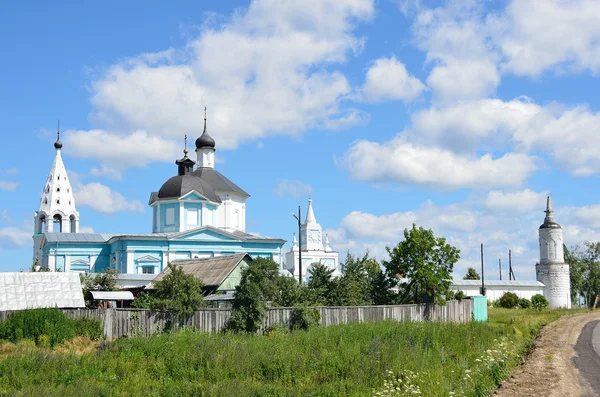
top-left (498, 292), bottom-right (519, 309)
top-left (73, 318), bottom-right (103, 340)
top-left (531, 294), bottom-right (549, 310)
top-left (518, 298), bottom-right (532, 309)
top-left (445, 290), bottom-right (456, 301)
top-left (454, 291), bottom-right (466, 301)
top-left (0, 308), bottom-right (75, 346)
top-left (289, 306), bottom-right (321, 331)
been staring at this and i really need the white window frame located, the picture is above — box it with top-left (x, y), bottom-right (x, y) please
top-left (187, 208), bottom-right (198, 226)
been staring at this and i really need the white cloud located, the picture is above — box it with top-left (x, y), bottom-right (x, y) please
top-left (425, 59), bottom-right (499, 103)
top-left (87, 0), bottom-right (374, 155)
top-left (74, 182), bottom-right (145, 214)
top-left (356, 57), bottom-right (425, 102)
top-left (89, 165), bottom-right (123, 181)
top-left (4, 168), bottom-right (18, 176)
top-left (492, 0), bottom-right (600, 76)
top-left (567, 204), bottom-right (600, 229)
top-left (79, 226), bottom-right (96, 233)
top-left (404, 98), bottom-right (600, 177)
top-left (274, 180), bottom-right (313, 198)
top-left (0, 222), bottom-right (31, 249)
top-left (408, 97), bottom-right (539, 153)
top-left (484, 189), bottom-right (548, 214)
top-left (412, 2), bottom-right (500, 101)
top-left (64, 130), bottom-right (180, 169)
top-left (0, 180), bottom-right (17, 191)
top-left (341, 137), bottom-right (539, 190)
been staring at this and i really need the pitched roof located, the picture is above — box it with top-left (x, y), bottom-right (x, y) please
top-left (192, 167), bottom-right (250, 198)
top-left (152, 253), bottom-right (250, 287)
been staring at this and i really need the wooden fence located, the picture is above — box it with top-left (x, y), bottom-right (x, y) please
top-left (0, 300), bottom-right (473, 339)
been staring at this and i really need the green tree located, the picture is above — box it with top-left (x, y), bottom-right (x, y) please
top-left (580, 242), bottom-right (600, 308)
top-left (463, 267), bottom-right (481, 280)
top-left (531, 294), bottom-right (549, 310)
top-left (273, 276), bottom-right (306, 307)
top-left (498, 292), bottom-right (519, 309)
top-left (383, 224), bottom-right (460, 304)
top-left (565, 244), bottom-right (585, 306)
top-left (333, 253), bottom-right (371, 306)
top-left (226, 257), bottom-right (281, 333)
top-left (148, 263), bottom-right (206, 316)
top-left (306, 262), bottom-right (335, 305)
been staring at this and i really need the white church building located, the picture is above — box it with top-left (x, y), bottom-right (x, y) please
top-left (285, 199), bottom-right (339, 281)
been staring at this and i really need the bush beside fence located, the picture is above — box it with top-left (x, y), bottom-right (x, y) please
top-left (0, 299), bottom-right (473, 339)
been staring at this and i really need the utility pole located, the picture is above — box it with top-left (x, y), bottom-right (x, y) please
top-left (480, 243), bottom-right (486, 296)
top-left (292, 206), bottom-right (303, 284)
top-left (499, 258), bottom-right (502, 280)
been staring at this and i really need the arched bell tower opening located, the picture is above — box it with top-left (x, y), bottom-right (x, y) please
top-left (53, 214), bottom-right (62, 232)
top-left (37, 215), bottom-right (46, 234)
top-left (70, 215), bottom-right (77, 233)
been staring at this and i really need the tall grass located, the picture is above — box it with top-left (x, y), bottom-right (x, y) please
top-left (0, 308), bottom-right (587, 396)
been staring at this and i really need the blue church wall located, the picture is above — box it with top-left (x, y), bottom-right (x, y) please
top-left (133, 251), bottom-right (163, 274)
top-left (152, 206), bottom-right (158, 232)
top-left (159, 203), bottom-right (180, 233)
top-left (207, 204), bottom-right (217, 226)
top-left (183, 202), bottom-right (202, 229)
top-left (55, 255), bottom-right (65, 271)
top-left (94, 254), bottom-right (111, 272)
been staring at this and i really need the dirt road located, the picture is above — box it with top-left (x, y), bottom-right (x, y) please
top-left (493, 312), bottom-right (600, 397)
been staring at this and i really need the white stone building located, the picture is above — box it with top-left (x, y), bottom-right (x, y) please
top-left (536, 197), bottom-right (571, 308)
top-left (285, 199), bottom-right (339, 282)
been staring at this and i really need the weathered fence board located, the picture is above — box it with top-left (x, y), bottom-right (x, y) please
top-left (0, 300), bottom-right (473, 339)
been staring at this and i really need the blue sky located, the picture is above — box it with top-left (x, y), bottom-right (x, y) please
top-left (1, 0), bottom-right (600, 279)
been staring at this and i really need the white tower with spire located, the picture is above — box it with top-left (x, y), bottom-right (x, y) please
top-left (536, 196), bottom-right (571, 308)
top-left (33, 125), bottom-right (79, 267)
top-left (195, 107), bottom-right (215, 168)
top-left (285, 198), bottom-right (339, 282)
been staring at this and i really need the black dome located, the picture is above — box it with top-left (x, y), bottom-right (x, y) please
top-left (158, 175), bottom-right (221, 203)
top-left (54, 139), bottom-right (63, 149)
top-left (539, 222), bottom-right (562, 230)
top-left (195, 131), bottom-right (215, 149)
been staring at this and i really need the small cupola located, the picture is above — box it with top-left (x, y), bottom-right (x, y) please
top-left (176, 135), bottom-right (196, 176)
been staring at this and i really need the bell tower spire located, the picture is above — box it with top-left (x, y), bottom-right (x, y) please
top-left (33, 121), bottom-right (79, 266)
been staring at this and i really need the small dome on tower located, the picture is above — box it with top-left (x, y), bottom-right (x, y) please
top-left (54, 121), bottom-right (63, 149)
top-left (195, 132), bottom-right (215, 149)
top-left (195, 107), bottom-right (215, 150)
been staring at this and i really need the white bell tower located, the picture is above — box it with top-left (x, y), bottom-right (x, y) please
top-left (33, 125), bottom-right (79, 264)
top-left (536, 196), bottom-right (571, 308)
top-left (301, 198), bottom-right (324, 251)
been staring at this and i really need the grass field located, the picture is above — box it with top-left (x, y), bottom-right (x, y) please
top-left (0, 307), bottom-right (588, 397)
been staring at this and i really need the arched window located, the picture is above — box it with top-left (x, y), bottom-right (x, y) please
top-left (38, 215), bottom-right (46, 234)
top-left (45, 186), bottom-right (49, 193)
top-left (70, 215), bottom-right (76, 233)
top-left (53, 214), bottom-right (62, 232)
top-left (57, 175), bottom-right (60, 180)
top-left (56, 187), bottom-right (60, 192)
top-left (56, 199), bottom-right (60, 204)
top-left (44, 198), bottom-right (48, 205)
